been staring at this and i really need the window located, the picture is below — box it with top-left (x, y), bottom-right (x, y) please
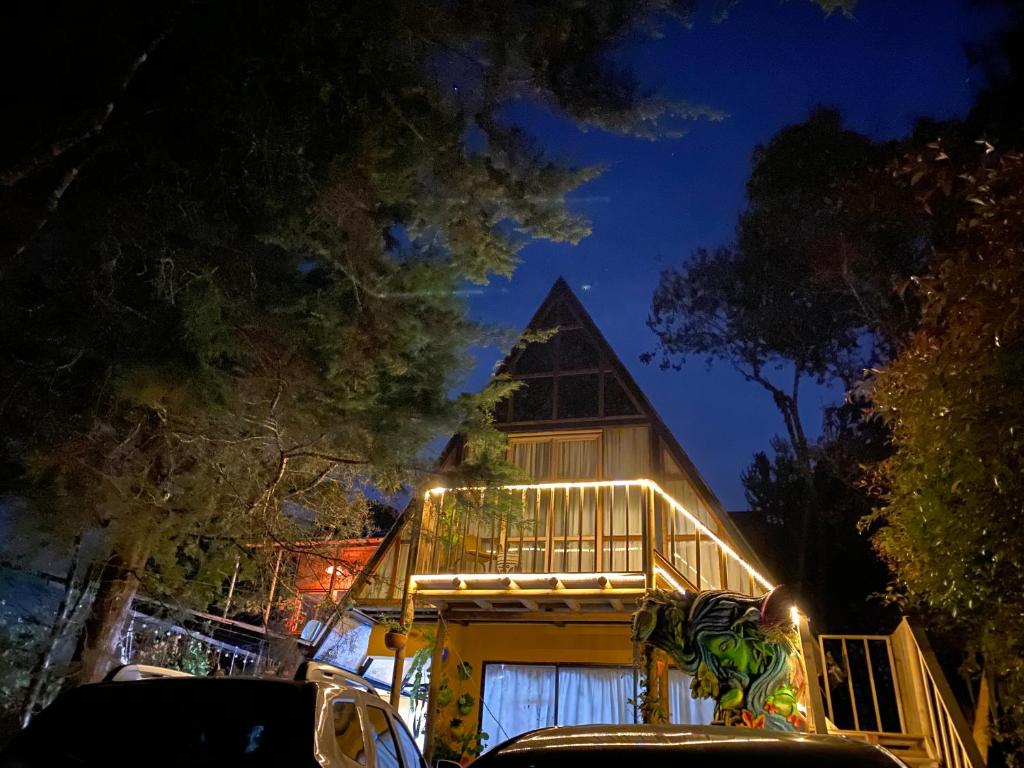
top-left (333, 700), bottom-right (367, 765)
top-left (480, 664), bottom-right (639, 751)
top-left (366, 705), bottom-right (402, 768)
top-left (512, 377), bottom-right (554, 421)
top-left (603, 376), bottom-right (638, 416)
top-left (556, 374), bottom-right (599, 419)
top-left (508, 435), bottom-right (599, 481)
top-left (481, 663), bottom-right (712, 752)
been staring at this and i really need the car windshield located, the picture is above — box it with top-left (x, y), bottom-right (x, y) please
top-left (2, 678), bottom-right (316, 768)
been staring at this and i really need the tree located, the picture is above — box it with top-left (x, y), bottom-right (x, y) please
top-left (646, 109), bottom-right (924, 613)
top-left (5, 0), bottom-right (856, 689)
top-left (867, 142), bottom-right (1024, 762)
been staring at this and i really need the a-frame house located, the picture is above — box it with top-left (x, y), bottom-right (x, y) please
top-left (310, 279), bottom-right (985, 768)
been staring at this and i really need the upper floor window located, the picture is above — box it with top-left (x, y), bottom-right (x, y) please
top-left (494, 301), bottom-right (640, 424)
top-left (509, 434), bottom-right (599, 481)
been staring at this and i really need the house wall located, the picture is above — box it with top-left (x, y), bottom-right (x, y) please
top-left (368, 620), bottom-right (636, 748)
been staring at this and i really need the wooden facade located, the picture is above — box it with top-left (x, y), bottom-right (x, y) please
top-left (310, 279), bottom-right (982, 768)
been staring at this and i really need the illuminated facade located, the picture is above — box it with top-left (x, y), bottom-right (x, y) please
top-left (311, 279), bottom-right (984, 768)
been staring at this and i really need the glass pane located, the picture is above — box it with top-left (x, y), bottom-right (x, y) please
top-left (603, 375), bottom-right (638, 416)
top-left (510, 441), bottom-right (552, 480)
top-left (481, 664), bottom-right (556, 751)
top-left (514, 339), bottom-right (554, 373)
top-left (556, 666), bottom-right (636, 725)
top-left (558, 328), bottom-right (600, 370)
top-left (667, 670), bottom-right (717, 725)
top-left (366, 706), bottom-right (402, 768)
top-left (699, 542), bottom-right (723, 590)
top-left (602, 426), bottom-right (649, 479)
top-left (333, 700), bottom-right (367, 765)
top-left (556, 439), bottom-right (598, 480)
top-left (512, 378), bottom-right (553, 421)
top-left (556, 374), bottom-right (599, 419)
top-left (391, 715), bottom-right (424, 768)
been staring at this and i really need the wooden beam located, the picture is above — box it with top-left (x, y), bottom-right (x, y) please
top-left (423, 609), bottom-right (449, 764)
top-left (564, 599), bottom-right (581, 611)
top-left (440, 609), bottom-right (630, 624)
top-left (520, 599), bottom-right (539, 610)
top-left (408, 588), bottom-right (644, 600)
top-left (474, 599), bottom-right (493, 610)
top-left (610, 599), bottom-right (625, 610)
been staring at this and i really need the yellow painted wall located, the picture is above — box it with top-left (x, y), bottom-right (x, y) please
top-left (369, 621), bottom-right (636, 754)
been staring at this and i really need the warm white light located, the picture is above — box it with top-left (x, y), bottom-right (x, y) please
top-left (421, 479), bottom-right (776, 592)
top-left (655, 566), bottom-right (687, 595)
top-left (790, 605), bottom-right (801, 626)
top-left (410, 572), bottom-right (645, 586)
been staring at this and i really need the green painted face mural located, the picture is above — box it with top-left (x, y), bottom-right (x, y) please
top-left (632, 588), bottom-right (808, 731)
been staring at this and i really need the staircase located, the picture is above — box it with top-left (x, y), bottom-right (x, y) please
top-left (811, 619), bottom-right (984, 768)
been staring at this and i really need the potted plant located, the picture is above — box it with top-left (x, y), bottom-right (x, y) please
top-left (383, 621), bottom-right (409, 651)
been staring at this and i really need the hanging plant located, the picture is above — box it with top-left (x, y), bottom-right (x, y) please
top-left (456, 693), bottom-right (475, 716)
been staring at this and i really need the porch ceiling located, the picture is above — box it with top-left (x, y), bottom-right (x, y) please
top-left (409, 571), bottom-right (646, 615)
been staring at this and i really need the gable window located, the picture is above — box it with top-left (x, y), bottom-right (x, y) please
top-left (494, 299), bottom-right (641, 424)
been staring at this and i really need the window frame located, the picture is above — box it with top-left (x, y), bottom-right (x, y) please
top-left (478, 661), bottom-right (641, 749)
top-left (329, 696), bottom-right (370, 768)
top-left (507, 431), bottom-right (603, 482)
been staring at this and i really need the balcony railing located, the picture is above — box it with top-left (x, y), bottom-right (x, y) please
top-left (819, 620), bottom-right (986, 768)
top-left (405, 480), bottom-right (772, 598)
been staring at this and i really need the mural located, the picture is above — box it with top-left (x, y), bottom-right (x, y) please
top-left (632, 588), bottom-right (807, 731)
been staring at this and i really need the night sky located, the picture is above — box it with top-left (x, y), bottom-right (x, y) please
top-left (460, 0), bottom-right (1007, 510)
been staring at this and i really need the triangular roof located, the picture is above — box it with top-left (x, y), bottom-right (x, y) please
top-left (315, 278), bottom-right (773, 641)
top-left (499, 278), bottom-right (769, 576)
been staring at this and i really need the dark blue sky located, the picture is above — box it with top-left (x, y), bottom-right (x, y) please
top-left (460, 0), bottom-right (1006, 510)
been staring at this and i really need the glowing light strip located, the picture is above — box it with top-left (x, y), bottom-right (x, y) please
top-left (645, 479), bottom-right (774, 592)
top-left (422, 478), bottom-right (775, 592)
top-left (410, 572), bottom-right (645, 585)
top-left (654, 565), bottom-right (687, 595)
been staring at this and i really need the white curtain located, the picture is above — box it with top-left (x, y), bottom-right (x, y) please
top-left (668, 669), bottom-right (717, 725)
top-left (557, 439), bottom-right (597, 480)
top-left (481, 664), bottom-right (556, 750)
top-left (510, 441), bottom-right (552, 480)
top-left (556, 666), bottom-right (636, 726)
top-left (602, 426), bottom-right (649, 479)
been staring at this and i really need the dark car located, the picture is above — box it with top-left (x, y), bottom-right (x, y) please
top-left (470, 724), bottom-right (908, 768)
top-left (1, 662), bottom-right (426, 768)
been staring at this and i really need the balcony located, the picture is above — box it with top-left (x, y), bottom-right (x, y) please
top-left (358, 480), bottom-right (773, 612)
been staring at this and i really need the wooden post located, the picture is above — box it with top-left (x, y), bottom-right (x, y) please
top-left (223, 556), bottom-right (241, 618)
top-left (797, 612), bottom-right (829, 734)
top-left (262, 549), bottom-right (284, 626)
top-left (390, 503), bottom-right (423, 708)
top-left (642, 485), bottom-right (656, 591)
top-left (641, 643), bottom-right (666, 724)
top-left (423, 609), bottom-right (449, 764)
top-left (973, 673), bottom-right (990, 763)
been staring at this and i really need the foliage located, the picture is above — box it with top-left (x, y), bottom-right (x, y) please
top-left (740, 404), bottom-right (897, 631)
top-left (385, 621), bottom-right (409, 635)
top-left (647, 109), bottom-right (926, 462)
top-left (866, 142), bottom-right (1024, 762)
top-left (1, 0), bottom-right (736, 681)
top-left (646, 109), bottom-right (920, 618)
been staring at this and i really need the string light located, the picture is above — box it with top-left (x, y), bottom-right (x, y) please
top-left (422, 479), bottom-right (775, 591)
